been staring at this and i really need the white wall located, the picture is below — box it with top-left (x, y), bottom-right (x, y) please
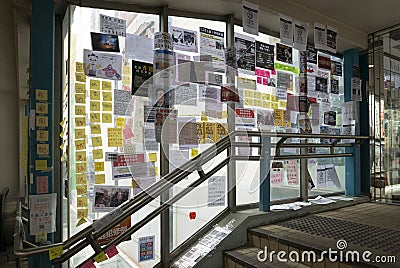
top-left (0, 0), bottom-right (19, 198)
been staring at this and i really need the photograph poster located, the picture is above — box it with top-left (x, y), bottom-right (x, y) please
top-left (93, 185), bottom-right (130, 212)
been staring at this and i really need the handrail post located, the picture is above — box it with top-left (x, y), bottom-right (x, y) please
top-left (259, 135), bottom-right (271, 211)
top-left (300, 139), bottom-right (309, 202)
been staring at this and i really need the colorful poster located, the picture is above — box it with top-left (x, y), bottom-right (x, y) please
top-left (100, 14), bottom-right (126, 36)
top-left (324, 111), bottom-right (337, 126)
top-left (293, 20), bottom-right (309, 51)
top-left (331, 61), bottom-right (342, 76)
top-left (132, 61), bottom-right (153, 96)
top-left (97, 217), bottom-right (131, 246)
top-left (318, 55), bottom-right (331, 70)
top-left (171, 26), bottom-right (198, 53)
top-left (235, 34), bottom-right (255, 72)
top-left (314, 23), bottom-right (327, 50)
top-left (93, 185), bottom-right (130, 212)
top-left (208, 176), bottom-right (226, 207)
top-left (112, 154), bottom-right (145, 180)
top-left (83, 49), bottom-right (122, 80)
top-left (326, 25), bottom-right (338, 54)
top-left (255, 41), bottom-right (274, 70)
top-left (199, 27), bottom-right (225, 72)
top-left (279, 14), bottom-right (293, 46)
top-left (236, 108), bottom-right (255, 127)
top-left (138, 236), bottom-right (155, 262)
top-left (276, 43), bottom-right (293, 64)
top-left (125, 34), bottom-right (153, 63)
top-left (29, 193), bottom-right (57, 234)
top-left (90, 32), bottom-right (120, 52)
top-left (316, 77), bottom-right (328, 93)
top-left (242, 0), bottom-right (259, 35)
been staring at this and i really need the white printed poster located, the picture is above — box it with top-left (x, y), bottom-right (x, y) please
top-left (208, 176), bottom-right (226, 207)
top-left (279, 14), bottom-right (294, 46)
top-left (235, 108), bottom-right (256, 127)
top-left (154, 32), bottom-right (173, 51)
top-left (125, 34), bottom-right (153, 63)
top-left (171, 26), bottom-right (198, 53)
top-left (29, 193), bottom-right (57, 235)
top-left (84, 49), bottom-right (122, 80)
top-left (326, 25), bottom-right (338, 54)
top-left (173, 83), bottom-right (198, 106)
top-left (285, 160), bottom-right (299, 185)
top-left (200, 27), bottom-right (225, 72)
top-left (293, 20), bottom-right (309, 51)
top-left (314, 23), bottom-right (327, 50)
top-left (242, 0), bottom-right (259, 35)
top-left (317, 165), bottom-right (326, 188)
top-left (351, 77), bottom-right (362, 101)
top-left (270, 162), bottom-right (284, 186)
top-left (100, 14), bottom-right (126, 37)
top-left (114, 89), bottom-right (132, 116)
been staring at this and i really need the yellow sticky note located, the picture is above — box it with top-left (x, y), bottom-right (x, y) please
top-left (95, 174), bottom-right (106, 184)
top-left (77, 208), bottom-right (88, 219)
top-left (74, 139), bottom-right (86, 151)
top-left (271, 102), bottom-right (279, 110)
top-left (247, 99), bottom-right (255, 106)
top-left (76, 184), bottom-right (87, 195)
top-left (90, 79), bottom-right (100, 90)
top-left (36, 103), bottom-right (48, 114)
top-left (75, 128), bottom-right (86, 139)
top-left (35, 232), bottom-right (47, 243)
top-left (36, 89), bottom-right (48, 101)
top-left (271, 95), bottom-right (278, 102)
top-left (90, 90), bottom-right (100, 100)
top-left (76, 72), bottom-right (86, 83)
top-left (37, 130), bottom-right (49, 142)
top-left (37, 144), bottom-right (49, 155)
top-left (279, 100), bottom-right (286, 109)
top-left (102, 92), bottom-right (112, 102)
top-left (154, 166), bottom-right (159, 176)
top-left (75, 105), bottom-right (86, 115)
top-left (90, 113), bottom-right (101, 123)
top-left (92, 137), bottom-right (103, 147)
top-left (76, 217), bottom-right (87, 227)
top-left (123, 65), bottom-right (131, 75)
top-left (90, 101), bottom-right (100, 111)
top-left (122, 75), bottom-right (131, 86)
top-left (77, 197), bottom-right (88, 207)
top-left (132, 179), bottom-right (140, 188)
top-left (48, 245), bottom-right (63, 260)
top-left (107, 128), bottom-right (123, 147)
top-left (201, 116), bottom-right (208, 122)
top-left (76, 174), bottom-right (86, 185)
top-left (36, 116), bottom-right (48, 127)
top-left (75, 83), bottom-right (86, 93)
top-left (116, 117), bottom-right (125, 127)
top-left (76, 163), bottom-right (87, 173)
top-left (255, 99), bottom-right (263, 107)
top-left (75, 117), bottom-right (86, 127)
top-left (102, 81), bottom-right (112, 91)
top-left (75, 93), bottom-right (86, 104)
top-left (191, 148), bottom-right (199, 158)
top-left (93, 149), bottom-right (103, 160)
top-left (76, 62), bottom-right (84, 73)
top-left (222, 111), bottom-right (228, 118)
top-left (75, 151), bottom-right (86, 162)
top-left (148, 153), bottom-right (157, 162)
top-left (102, 102), bottom-right (112, 111)
top-left (102, 113), bottom-right (112, 123)
top-left (35, 160), bottom-right (47, 171)
top-left (90, 124), bottom-right (101, 134)
top-left (94, 162), bottom-right (104, 172)
top-left (266, 101), bottom-right (272, 109)
top-left (94, 252), bottom-right (108, 263)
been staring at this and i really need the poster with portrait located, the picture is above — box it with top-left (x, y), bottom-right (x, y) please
top-left (324, 111), bottom-right (337, 126)
top-left (235, 34), bottom-right (255, 72)
top-left (93, 185), bottom-right (130, 212)
top-left (276, 43), bottom-right (293, 64)
top-left (83, 49), bottom-right (122, 80)
top-left (151, 85), bottom-right (170, 108)
top-left (257, 109), bottom-right (274, 127)
top-left (171, 26), bottom-right (198, 53)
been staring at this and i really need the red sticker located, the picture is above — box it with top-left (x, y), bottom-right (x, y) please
top-left (189, 212), bottom-right (196, 220)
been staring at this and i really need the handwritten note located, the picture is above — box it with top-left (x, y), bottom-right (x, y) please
top-left (75, 83), bottom-right (86, 93)
top-left (92, 137), bottom-right (103, 147)
top-left (90, 101), bottom-right (100, 111)
top-left (93, 149), bottom-right (103, 159)
top-left (95, 174), bottom-right (106, 184)
top-left (107, 128), bottom-right (123, 147)
top-left (36, 89), bottom-right (48, 101)
top-left (35, 160), bottom-right (47, 171)
top-left (102, 81), bottom-right (112, 91)
top-left (90, 124), bottom-right (101, 134)
top-left (102, 113), bottom-right (112, 123)
top-left (103, 102), bottom-right (112, 111)
top-left (90, 79), bottom-right (101, 90)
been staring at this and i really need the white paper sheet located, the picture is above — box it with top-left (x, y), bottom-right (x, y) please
top-left (125, 34), bottom-right (153, 63)
top-left (314, 23), bottom-right (327, 50)
top-left (29, 193), bottom-right (57, 235)
top-left (279, 14), bottom-right (294, 46)
top-left (242, 0), bottom-right (259, 35)
top-left (293, 20), bottom-right (309, 51)
top-left (100, 14), bottom-right (126, 37)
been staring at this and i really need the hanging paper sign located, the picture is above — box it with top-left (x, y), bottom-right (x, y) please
top-left (307, 46), bottom-right (318, 64)
top-left (242, 0), bottom-right (259, 35)
top-left (29, 193), bottom-right (57, 234)
top-left (279, 14), bottom-right (293, 46)
top-left (100, 14), bottom-right (126, 37)
top-left (83, 49), bottom-right (122, 80)
top-left (255, 41), bottom-right (274, 70)
top-left (171, 26), bottom-right (198, 53)
top-left (314, 23), bottom-right (327, 50)
top-left (326, 25), bottom-right (338, 54)
top-left (293, 20), bottom-right (309, 51)
top-left (208, 176), bottom-right (226, 207)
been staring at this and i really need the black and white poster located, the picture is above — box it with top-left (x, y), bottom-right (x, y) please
top-left (242, 0), bottom-right (259, 35)
top-left (276, 43), bottom-right (293, 64)
top-left (235, 34), bottom-right (255, 72)
top-left (255, 41), bottom-right (274, 70)
top-left (314, 22), bottom-right (327, 50)
top-left (307, 46), bottom-right (318, 64)
top-left (324, 111), bottom-right (337, 126)
top-left (171, 26), bottom-right (198, 53)
top-left (331, 79), bottom-right (339, 94)
top-left (331, 61), bottom-right (343, 76)
top-left (279, 14), bottom-right (294, 46)
top-left (100, 14), bottom-right (126, 37)
top-left (132, 61), bottom-right (153, 96)
top-left (199, 27), bottom-right (225, 72)
top-left (352, 66), bottom-right (362, 101)
top-left (293, 20), bottom-right (309, 51)
top-left (316, 77), bottom-right (328, 93)
top-left (326, 25), bottom-right (338, 54)
top-left (277, 71), bottom-right (293, 90)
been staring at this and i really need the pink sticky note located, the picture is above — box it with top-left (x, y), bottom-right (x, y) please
top-left (265, 71), bottom-right (271, 78)
top-left (263, 78), bottom-right (268, 85)
top-left (105, 245), bottom-right (119, 258)
top-left (37, 176), bottom-right (48, 194)
top-left (255, 69), bottom-right (260, 76)
top-left (81, 260), bottom-right (96, 268)
top-left (257, 76), bottom-right (262, 84)
top-left (271, 69), bottom-right (277, 75)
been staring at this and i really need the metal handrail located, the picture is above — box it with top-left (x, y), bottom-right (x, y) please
top-left (13, 131), bottom-right (369, 266)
